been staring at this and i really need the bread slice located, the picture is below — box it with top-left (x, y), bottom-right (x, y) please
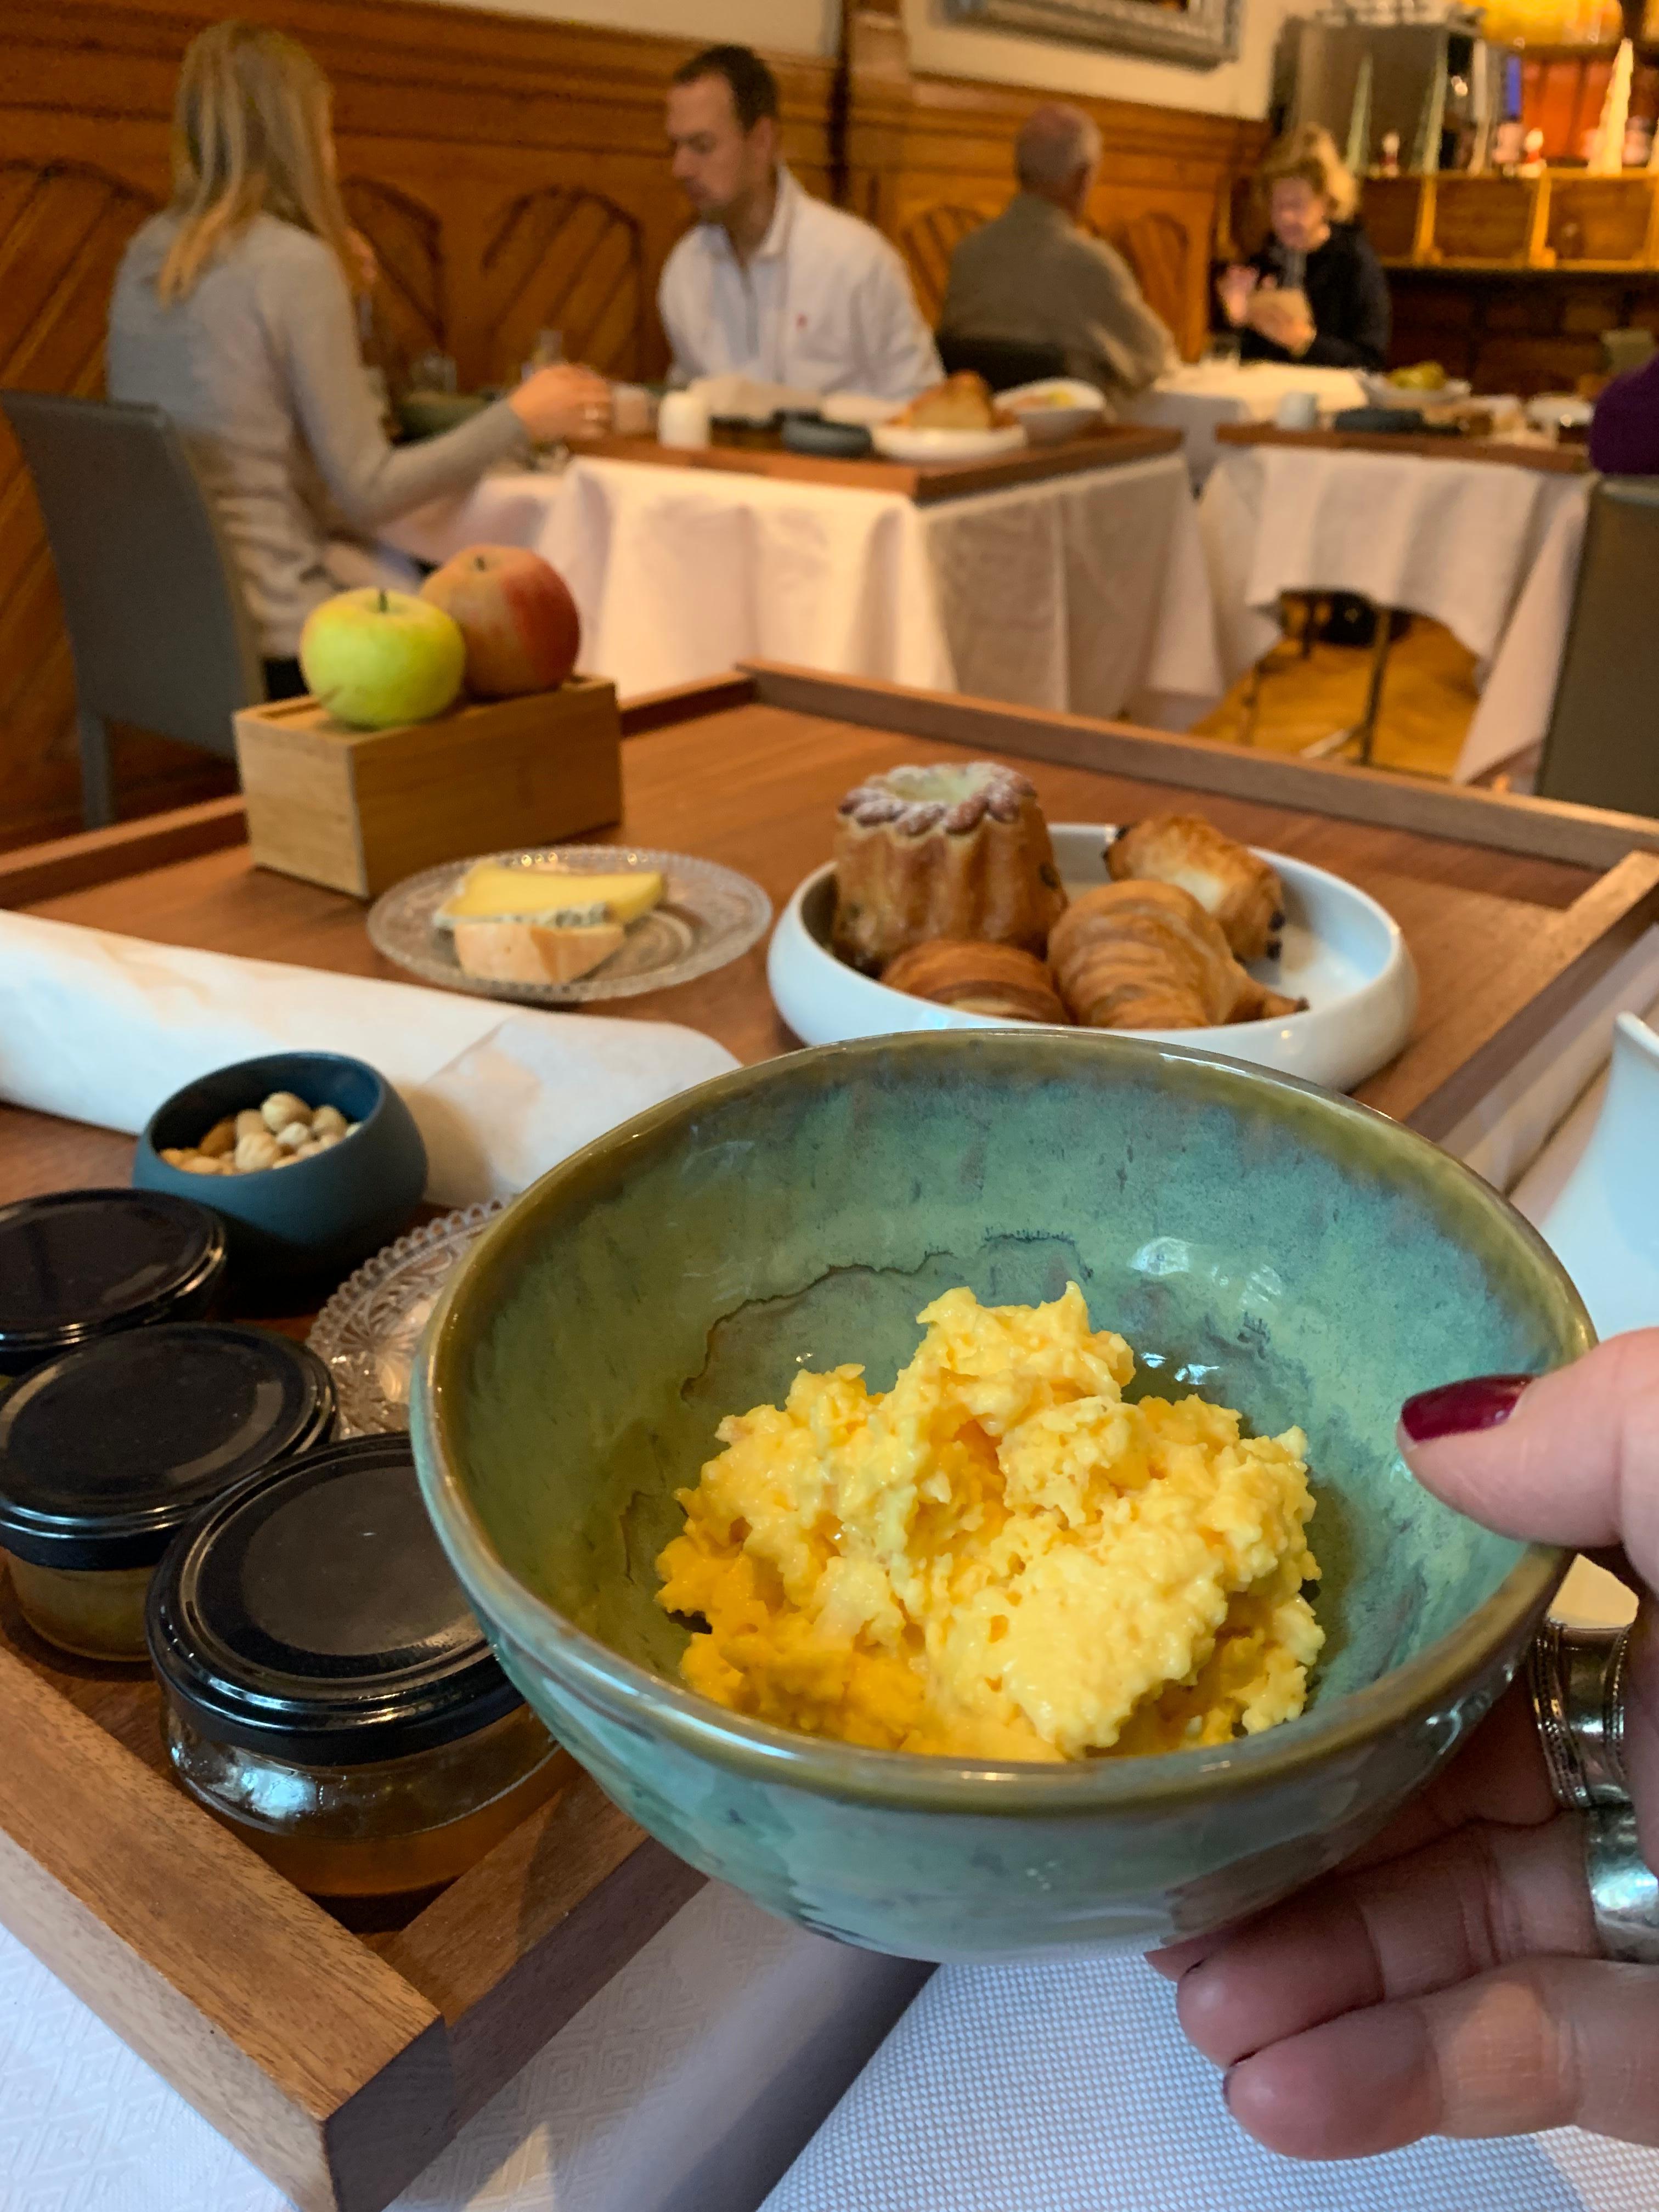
top-left (453, 917), bottom-right (625, 985)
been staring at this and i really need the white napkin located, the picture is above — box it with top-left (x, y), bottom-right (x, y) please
top-left (0, 912), bottom-right (737, 1207)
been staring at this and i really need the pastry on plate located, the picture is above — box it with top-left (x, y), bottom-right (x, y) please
top-left (889, 372), bottom-right (1013, 433)
top-left (831, 762), bottom-right (1066, 972)
top-left (882, 939), bottom-right (1068, 1025)
top-left (452, 916), bottom-right (624, 985)
top-left (1049, 881), bottom-right (1301, 1031)
top-left (1107, 815), bottom-right (1285, 963)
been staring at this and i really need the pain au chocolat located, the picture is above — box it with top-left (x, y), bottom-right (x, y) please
top-left (830, 763), bottom-right (1066, 972)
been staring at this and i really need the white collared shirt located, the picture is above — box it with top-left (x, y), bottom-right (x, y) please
top-left (658, 168), bottom-right (942, 403)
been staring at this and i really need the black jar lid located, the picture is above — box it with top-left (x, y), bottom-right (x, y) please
top-left (145, 1435), bottom-right (522, 1764)
top-left (0, 1189), bottom-right (228, 1374)
top-left (0, 1325), bottom-right (335, 1572)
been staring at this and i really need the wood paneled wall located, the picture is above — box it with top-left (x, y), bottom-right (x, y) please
top-left (0, 0), bottom-right (1256, 845)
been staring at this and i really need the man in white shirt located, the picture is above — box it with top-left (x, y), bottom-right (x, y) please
top-left (659, 45), bottom-right (941, 403)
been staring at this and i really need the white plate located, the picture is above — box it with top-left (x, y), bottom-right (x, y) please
top-left (766, 825), bottom-right (1418, 1094)
top-left (1360, 374), bottom-right (1474, 409)
top-left (871, 422), bottom-right (1028, 463)
top-left (998, 378), bottom-right (1107, 445)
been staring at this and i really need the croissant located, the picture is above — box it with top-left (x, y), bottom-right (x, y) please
top-left (1049, 882), bottom-right (1302, 1031)
top-left (1108, 815), bottom-right (1285, 962)
top-left (882, 939), bottom-right (1068, 1025)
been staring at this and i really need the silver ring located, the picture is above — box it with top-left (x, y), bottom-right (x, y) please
top-left (1530, 1620), bottom-right (1659, 1961)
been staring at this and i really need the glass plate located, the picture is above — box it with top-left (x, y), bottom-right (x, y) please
top-left (366, 845), bottom-right (773, 1006)
top-left (307, 1201), bottom-right (506, 1435)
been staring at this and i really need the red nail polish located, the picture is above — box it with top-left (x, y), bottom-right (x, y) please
top-left (1399, 1373), bottom-right (1531, 1443)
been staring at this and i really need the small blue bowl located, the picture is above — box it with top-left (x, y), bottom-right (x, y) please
top-left (134, 1052), bottom-right (426, 1287)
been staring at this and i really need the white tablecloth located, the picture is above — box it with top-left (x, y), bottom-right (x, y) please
top-left (388, 453), bottom-right (1223, 731)
top-left (1199, 442), bottom-right (1592, 772)
top-left (1128, 363), bottom-right (1368, 487)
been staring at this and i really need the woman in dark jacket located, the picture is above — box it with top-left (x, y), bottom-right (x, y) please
top-left (1218, 125), bottom-right (1391, 373)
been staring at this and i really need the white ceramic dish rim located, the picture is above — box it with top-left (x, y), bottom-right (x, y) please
top-left (768, 824), bottom-right (1415, 1080)
top-left (872, 421), bottom-right (1029, 461)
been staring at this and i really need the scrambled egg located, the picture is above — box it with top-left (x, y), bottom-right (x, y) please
top-left (655, 1284), bottom-right (1323, 1762)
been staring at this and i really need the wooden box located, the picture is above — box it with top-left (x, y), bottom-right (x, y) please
top-left (235, 677), bottom-right (623, 899)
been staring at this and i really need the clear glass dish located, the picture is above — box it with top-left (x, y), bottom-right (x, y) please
top-left (307, 1202), bottom-right (505, 1435)
top-left (366, 844), bottom-right (772, 1005)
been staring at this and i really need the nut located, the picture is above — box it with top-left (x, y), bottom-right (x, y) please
top-left (235, 1108), bottom-right (267, 1142)
top-left (179, 1154), bottom-right (227, 1175)
top-left (160, 1146), bottom-right (193, 1167)
top-left (198, 1116), bottom-right (237, 1158)
top-left (261, 1090), bottom-right (312, 1135)
top-left (235, 1130), bottom-right (281, 1172)
top-left (274, 1120), bottom-right (312, 1153)
top-left (309, 1128), bottom-right (342, 1152)
top-left (310, 1104), bottom-right (348, 1138)
top-left (345, 1121), bottom-right (362, 1136)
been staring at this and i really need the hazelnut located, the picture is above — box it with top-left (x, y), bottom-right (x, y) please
top-left (261, 1090), bottom-right (312, 1135)
top-left (310, 1104), bottom-right (348, 1138)
top-left (345, 1121), bottom-right (362, 1136)
top-left (235, 1130), bottom-right (281, 1172)
top-left (274, 1120), bottom-right (312, 1153)
top-left (179, 1154), bottom-right (227, 1175)
top-left (309, 1128), bottom-right (342, 1152)
top-left (198, 1116), bottom-right (237, 1158)
top-left (160, 1146), bottom-right (193, 1166)
top-left (235, 1108), bottom-right (267, 1142)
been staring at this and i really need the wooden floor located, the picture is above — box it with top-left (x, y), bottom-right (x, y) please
top-left (1192, 610), bottom-right (1477, 781)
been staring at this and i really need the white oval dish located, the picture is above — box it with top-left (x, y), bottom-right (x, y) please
top-left (766, 824), bottom-right (1418, 1093)
top-left (998, 377), bottom-right (1107, 445)
top-left (871, 422), bottom-right (1028, 464)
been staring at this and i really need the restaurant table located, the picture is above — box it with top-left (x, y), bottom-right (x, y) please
top-left (1199, 426), bottom-right (1593, 767)
top-left (6, 665), bottom-right (1659, 2212)
top-left (1126, 360), bottom-right (1369, 487)
top-left (386, 432), bottom-right (1224, 731)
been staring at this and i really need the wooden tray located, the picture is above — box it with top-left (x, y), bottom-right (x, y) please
top-left (576, 422), bottom-right (1183, 503)
top-left (4, 665), bottom-right (1659, 2210)
top-left (1215, 420), bottom-right (1590, 473)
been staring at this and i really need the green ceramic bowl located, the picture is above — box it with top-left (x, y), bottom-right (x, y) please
top-left (412, 1032), bottom-right (1588, 1962)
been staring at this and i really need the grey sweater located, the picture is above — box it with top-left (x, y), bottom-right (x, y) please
top-left (108, 212), bottom-right (528, 656)
top-left (940, 193), bottom-right (1176, 410)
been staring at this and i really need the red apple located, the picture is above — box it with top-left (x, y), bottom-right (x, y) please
top-left (419, 544), bottom-right (581, 697)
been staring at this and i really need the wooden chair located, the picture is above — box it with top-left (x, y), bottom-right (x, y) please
top-left (1536, 475), bottom-right (1659, 821)
top-left (899, 204), bottom-right (987, 328)
top-left (936, 334), bottom-right (1068, 391)
top-left (2, 390), bottom-right (263, 828)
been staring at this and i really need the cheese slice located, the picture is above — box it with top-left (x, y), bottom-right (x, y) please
top-left (439, 864), bottom-right (663, 927)
top-left (453, 918), bottom-right (625, 986)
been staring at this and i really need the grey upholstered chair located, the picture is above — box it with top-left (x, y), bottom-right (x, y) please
top-left (1537, 475), bottom-right (1659, 822)
top-left (2, 389), bottom-right (263, 828)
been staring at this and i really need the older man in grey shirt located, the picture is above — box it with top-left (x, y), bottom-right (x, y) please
top-left (940, 105), bottom-right (1176, 411)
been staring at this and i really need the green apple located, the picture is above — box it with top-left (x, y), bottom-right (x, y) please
top-left (298, 588), bottom-right (466, 729)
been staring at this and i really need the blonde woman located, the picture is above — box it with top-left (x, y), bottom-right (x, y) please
top-left (108, 20), bottom-right (609, 696)
top-left (1217, 125), bottom-right (1391, 372)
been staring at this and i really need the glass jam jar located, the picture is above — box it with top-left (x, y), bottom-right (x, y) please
top-left (0, 1189), bottom-right (227, 1380)
top-left (0, 1324), bottom-right (334, 1659)
top-left (145, 1435), bottom-right (562, 1897)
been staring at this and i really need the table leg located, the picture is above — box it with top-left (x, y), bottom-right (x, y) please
top-left (1298, 602), bottom-right (1396, 764)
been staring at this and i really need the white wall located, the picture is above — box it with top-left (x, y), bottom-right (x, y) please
top-left (424, 0), bottom-right (1294, 117)
top-left (428, 0), bottom-right (838, 52)
top-left (905, 0), bottom-right (1298, 119)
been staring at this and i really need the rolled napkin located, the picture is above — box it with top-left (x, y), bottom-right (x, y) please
top-left (0, 912), bottom-right (738, 1207)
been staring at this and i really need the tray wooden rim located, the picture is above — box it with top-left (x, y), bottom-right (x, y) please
top-left (1214, 420), bottom-right (1591, 473)
top-left (5, 662), bottom-right (1659, 2209)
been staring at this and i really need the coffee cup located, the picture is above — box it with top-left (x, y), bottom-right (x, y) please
top-left (657, 390), bottom-right (710, 450)
top-left (1273, 390), bottom-right (1321, 431)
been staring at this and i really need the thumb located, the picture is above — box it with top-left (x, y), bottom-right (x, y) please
top-left (1400, 1330), bottom-right (1659, 1867)
top-left (1397, 1331), bottom-right (1659, 1587)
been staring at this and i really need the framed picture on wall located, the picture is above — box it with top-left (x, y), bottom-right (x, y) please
top-left (941, 0), bottom-right (1242, 70)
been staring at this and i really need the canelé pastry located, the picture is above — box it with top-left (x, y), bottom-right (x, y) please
top-left (831, 762), bottom-right (1066, 972)
top-left (1107, 815), bottom-right (1285, 962)
top-left (1049, 881), bottom-right (1301, 1031)
top-left (882, 939), bottom-right (1068, 1025)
